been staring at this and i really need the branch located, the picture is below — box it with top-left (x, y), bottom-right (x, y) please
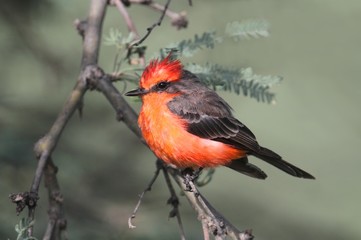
top-left (161, 163), bottom-right (186, 240)
top-left (88, 71), bottom-right (142, 138)
top-left (130, 0), bottom-right (188, 30)
top-left (111, 0), bottom-right (140, 39)
top-left (81, 0), bottom-right (108, 68)
top-left (128, 160), bottom-right (162, 228)
top-left (9, 0), bottom-right (109, 238)
top-left (130, 0), bottom-right (171, 47)
top-left (169, 168), bottom-right (254, 240)
top-left (42, 158), bottom-right (66, 240)
top-left (108, 0), bottom-right (189, 67)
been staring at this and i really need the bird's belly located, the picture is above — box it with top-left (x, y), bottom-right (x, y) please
top-left (139, 107), bottom-right (244, 168)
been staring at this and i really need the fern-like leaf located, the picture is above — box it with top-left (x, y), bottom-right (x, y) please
top-left (225, 19), bottom-right (270, 41)
top-left (14, 218), bottom-right (37, 240)
top-left (185, 63), bottom-right (281, 103)
top-left (160, 31), bottom-right (222, 58)
top-left (104, 28), bottom-right (135, 48)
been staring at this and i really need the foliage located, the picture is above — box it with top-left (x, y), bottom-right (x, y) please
top-left (225, 19), bottom-right (270, 40)
top-left (104, 29), bottom-right (144, 73)
top-left (104, 19), bottom-right (279, 103)
top-left (186, 63), bottom-right (281, 103)
top-left (160, 31), bottom-right (221, 58)
top-left (103, 28), bottom-right (136, 48)
top-left (13, 218), bottom-right (37, 240)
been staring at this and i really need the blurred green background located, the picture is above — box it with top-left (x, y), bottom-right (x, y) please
top-left (1, 0), bottom-right (360, 239)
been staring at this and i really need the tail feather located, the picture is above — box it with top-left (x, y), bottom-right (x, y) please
top-left (252, 147), bottom-right (315, 179)
top-left (227, 157), bottom-right (267, 179)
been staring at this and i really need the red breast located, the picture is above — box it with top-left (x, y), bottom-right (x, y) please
top-left (139, 92), bottom-right (245, 168)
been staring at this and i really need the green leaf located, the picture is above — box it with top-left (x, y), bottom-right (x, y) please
top-left (185, 63), bottom-right (281, 103)
top-left (103, 28), bottom-right (136, 48)
top-left (225, 19), bottom-right (270, 41)
top-left (159, 31), bottom-right (222, 58)
top-left (14, 218), bottom-right (37, 240)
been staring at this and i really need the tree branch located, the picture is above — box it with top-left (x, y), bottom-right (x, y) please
top-left (169, 168), bottom-right (254, 240)
top-left (161, 163), bottom-right (186, 240)
top-left (42, 158), bottom-right (66, 240)
top-left (130, 0), bottom-right (171, 47)
top-left (9, 0), bottom-right (109, 238)
top-left (129, 0), bottom-right (188, 30)
top-left (81, 0), bottom-right (108, 68)
top-left (88, 71), bottom-right (143, 138)
top-left (111, 0), bottom-right (140, 39)
top-left (128, 159), bottom-right (162, 229)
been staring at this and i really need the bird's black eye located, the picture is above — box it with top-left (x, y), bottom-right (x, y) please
top-left (156, 81), bottom-right (169, 90)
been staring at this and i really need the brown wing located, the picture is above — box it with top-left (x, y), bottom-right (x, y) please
top-left (167, 76), bottom-right (315, 179)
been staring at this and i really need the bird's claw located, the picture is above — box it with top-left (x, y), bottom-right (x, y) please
top-left (181, 167), bottom-right (203, 192)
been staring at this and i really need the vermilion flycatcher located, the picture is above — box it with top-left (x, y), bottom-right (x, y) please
top-left (126, 56), bottom-right (314, 179)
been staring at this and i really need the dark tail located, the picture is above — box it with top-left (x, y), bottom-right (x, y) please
top-left (226, 157), bottom-right (268, 179)
top-left (251, 147), bottom-right (315, 179)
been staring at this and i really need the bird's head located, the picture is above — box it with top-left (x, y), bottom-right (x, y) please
top-left (125, 55), bottom-right (183, 97)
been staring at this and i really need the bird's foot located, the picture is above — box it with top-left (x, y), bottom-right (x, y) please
top-left (181, 167), bottom-right (203, 192)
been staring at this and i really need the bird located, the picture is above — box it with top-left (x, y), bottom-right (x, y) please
top-left (125, 55), bottom-right (315, 180)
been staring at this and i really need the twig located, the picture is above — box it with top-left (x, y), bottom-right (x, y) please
top-left (42, 158), bottom-right (66, 240)
top-left (161, 163), bottom-right (186, 240)
top-left (130, 0), bottom-right (188, 30)
top-left (128, 160), bottom-right (162, 228)
top-left (169, 168), bottom-right (254, 240)
top-left (73, 19), bottom-right (87, 39)
top-left (202, 221), bottom-right (210, 240)
top-left (87, 72), bottom-right (142, 137)
top-left (130, 0), bottom-right (171, 47)
top-left (112, 0), bottom-right (140, 39)
top-left (110, 0), bottom-right (146, 66)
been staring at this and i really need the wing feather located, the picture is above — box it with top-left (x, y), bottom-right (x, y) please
top-left (166, 73), bottom-right (315, 179)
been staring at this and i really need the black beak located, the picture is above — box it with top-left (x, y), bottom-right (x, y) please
top-left (125, 88), bottom-right (148, 96)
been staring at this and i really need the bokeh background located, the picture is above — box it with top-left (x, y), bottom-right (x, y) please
top-left (1, 0), bottom-right (360, 239)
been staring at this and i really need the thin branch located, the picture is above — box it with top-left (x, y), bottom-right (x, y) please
top-left (73, 19), bottom-right (87, 39)
top-left (42, 158), bottom-right (66, 240)
top-left (130, 0), bottom-right (188, 30)
top-left (169, 168), bottom-right (254, 240)
top-left (130, 0), bottom-right (171, 47)
top-left (161, 163), bottom-right (186, 240)
top-left (112, 0), bottom-right (140, 39)
top-left (88, 71), bottom-right (142, 137)
top-left (143, 1), bottom-right (177, 19)
top-left (110, 0), bottom-right (145, 66)
top-left (128, 159), bottom-right (162, 228)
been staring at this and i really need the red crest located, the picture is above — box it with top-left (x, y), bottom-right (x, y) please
top-left (140, 55), bottom-right (182, 89)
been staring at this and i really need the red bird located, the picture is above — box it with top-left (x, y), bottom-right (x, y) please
top-left (126, 56), bottom-right (314, 179)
